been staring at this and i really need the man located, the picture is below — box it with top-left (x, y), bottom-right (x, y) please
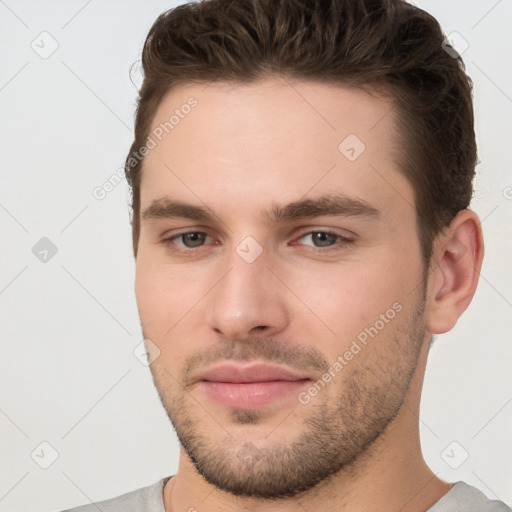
top-left (62, 0), bottom-right (509, 510)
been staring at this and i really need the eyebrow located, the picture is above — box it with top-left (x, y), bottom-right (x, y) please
top-left (266, 195), bottom-right (379, 223)
top-left (141, 199), bottom-right (213, 222)
top-left (140, 195), bottom-right (379, 224)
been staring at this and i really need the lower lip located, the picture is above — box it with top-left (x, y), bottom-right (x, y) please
top-left (200, 380), bottom-right (309, 409)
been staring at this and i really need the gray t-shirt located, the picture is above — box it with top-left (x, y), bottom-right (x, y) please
top-left (59, 478), bottom-right (510, 511)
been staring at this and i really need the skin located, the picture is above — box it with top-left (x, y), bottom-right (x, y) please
top-left (134, 76), bottom-right (484, 511)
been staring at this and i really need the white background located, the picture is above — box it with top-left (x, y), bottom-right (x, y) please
top-left (0, 1), bottom-right (511, 511)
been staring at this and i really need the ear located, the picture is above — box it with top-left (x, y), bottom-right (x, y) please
top-left (424, 209), bottom-right (484, 334)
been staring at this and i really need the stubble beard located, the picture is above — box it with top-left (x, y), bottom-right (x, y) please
top-left (146, 295), bottom-right (426, 499)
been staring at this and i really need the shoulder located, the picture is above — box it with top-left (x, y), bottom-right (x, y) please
top-left (429, 482), bottom-right (511, 512)
top-left (56, 477), bottom-right (171, 512)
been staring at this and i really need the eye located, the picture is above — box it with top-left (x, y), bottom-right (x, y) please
top-left (296, 231), bottom-right (352, 248)
top-left (167, 231), bottom-right (213, 249)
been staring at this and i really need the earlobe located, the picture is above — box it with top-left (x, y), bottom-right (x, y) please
top-left (425, 210), bottom-right (484, 334)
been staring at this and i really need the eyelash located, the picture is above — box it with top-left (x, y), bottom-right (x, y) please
top-left (161, 229), bottom-right (354, 253)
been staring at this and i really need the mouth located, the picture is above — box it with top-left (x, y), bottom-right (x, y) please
top-left (196, 363), bottom-right (311, 409)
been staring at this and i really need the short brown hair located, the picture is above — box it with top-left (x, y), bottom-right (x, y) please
top-left (125, 0), bottom-right (477, 262)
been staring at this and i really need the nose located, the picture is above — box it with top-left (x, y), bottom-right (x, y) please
top-left (205, 247), bottom-right (289, 341)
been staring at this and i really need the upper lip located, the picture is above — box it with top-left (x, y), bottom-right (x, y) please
top-left (196, 363), bottom-right (309, 383)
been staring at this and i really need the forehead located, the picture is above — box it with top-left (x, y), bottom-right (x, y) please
top-left (140, 76), bottom-right (413, 223)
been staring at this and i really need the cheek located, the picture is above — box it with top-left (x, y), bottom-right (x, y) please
top-left (135, 256), bottom-right (203, 336)
top-left (282, 255), bottom-right (415, 346)
top-left (135, 258), bottom-right (161, 324)
top-left (135, 261), bottom-right (201, 374)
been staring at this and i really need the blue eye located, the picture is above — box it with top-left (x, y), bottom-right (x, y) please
top-left (303, 232), bottom-right (339, 247)
top-left (162, 229), bottom-right (352, 254)
top-left (299, 231), bottom-right (349, 248)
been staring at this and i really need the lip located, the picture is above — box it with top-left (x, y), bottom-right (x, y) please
top-left (196, 363), bottom-right (310, 409)
top-left (197, 363), bottom-right (308, 383)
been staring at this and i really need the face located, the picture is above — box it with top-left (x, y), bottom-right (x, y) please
top-left (135, 77), bottom-right (428, 498)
